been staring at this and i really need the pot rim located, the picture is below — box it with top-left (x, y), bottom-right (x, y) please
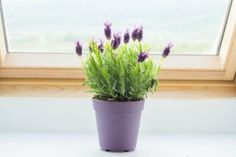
top-left (92, 98), bottom-right (145, 103)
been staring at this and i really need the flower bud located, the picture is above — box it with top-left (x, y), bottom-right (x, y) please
top-left (137, 26), bottom-right (143, 41)
top-left (138, 52), bottom-right (149, 62)
top-left (132, 26), bottom-right (143, 41)
top-left (131, 27), bottom-right (139, 41)
top-left (162, 43), bottom-right (173, 58)
top-left (111, 33), bottom-right (121, 49)
top-left (104, 22), bottom-right (112, 40)
top-left (123, 30), bottom-right (130, 44)
top-left (75, 41), bottom-right (82, 56)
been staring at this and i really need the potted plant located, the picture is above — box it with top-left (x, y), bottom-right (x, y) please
top-left (75, 22), bottom-right (173, 152)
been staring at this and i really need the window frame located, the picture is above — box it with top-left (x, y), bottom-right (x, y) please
top-left (0, 0), bottom-right (236, 80)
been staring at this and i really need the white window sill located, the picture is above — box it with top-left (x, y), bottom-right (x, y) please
top-left (0, 97), bottom-right (236, 133)
top-left (0, 133), bottom-right (236, 157)
top-left (0, 97), bottom-right (236, 156)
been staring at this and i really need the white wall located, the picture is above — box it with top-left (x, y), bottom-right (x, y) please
top-left (0, 97), bottom-right (236, 133)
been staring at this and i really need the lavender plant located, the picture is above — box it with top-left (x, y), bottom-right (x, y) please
top-left (76, 23), bottom-right (173, 101)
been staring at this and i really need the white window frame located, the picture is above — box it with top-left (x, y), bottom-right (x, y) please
top-left (0, 0), bottom-right (236, 80)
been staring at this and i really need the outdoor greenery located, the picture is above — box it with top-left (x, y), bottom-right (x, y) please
top-left (77, 23), bottom-right (172, 101)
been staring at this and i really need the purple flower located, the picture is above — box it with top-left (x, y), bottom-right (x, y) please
top-left (75, 41), bottom-right (82, 56)
top-left (132, 26), bottom-right (143, 41)
top-left (137, 26), bottom-right (143, 41)
top-left (162, 43), bottom-right (173, 58)
top-left (104, 22), bottom-right (112, 40)
top-left (123, 30), bottom-right (130, 44)
top-left (111, 40), bottom-right (118, 49)
top-left (111, 33), bottom-right (121, 49)
top-left (98, 40), bottom-right (104, 52)
top-left (138, 52), bottom-right (149, 62)
top-left (131, 27), bottom-right (139, 41)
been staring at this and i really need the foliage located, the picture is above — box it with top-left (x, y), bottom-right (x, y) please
top-left (84, 41), bottom-right (162, 101)
top-left (76, 23), bottom-right (172, 101)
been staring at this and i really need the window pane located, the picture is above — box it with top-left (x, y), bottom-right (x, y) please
top-left (2, 0), bottom-right (230, 54)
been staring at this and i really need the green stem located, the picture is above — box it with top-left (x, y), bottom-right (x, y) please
top-left (157, 56), bottom-right (165, 74)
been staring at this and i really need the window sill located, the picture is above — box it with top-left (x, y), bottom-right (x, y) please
top-left (0, 133), bottom-right (235, 157)
top-left (0, 79), bottom-right (235, 98)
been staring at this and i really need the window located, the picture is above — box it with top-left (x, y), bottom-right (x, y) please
top-left (1, 0), bottom-right (230, 54)
top-left (0, 0), bottom-right (236, 80)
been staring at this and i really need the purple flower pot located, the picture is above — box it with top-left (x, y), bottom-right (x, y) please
top-left (93, 99), bottom-right (144, 152)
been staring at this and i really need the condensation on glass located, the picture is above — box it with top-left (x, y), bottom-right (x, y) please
top-left (1, 0), bottom-right (230, 54)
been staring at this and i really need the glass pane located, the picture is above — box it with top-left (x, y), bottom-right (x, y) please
top-left (2, 0), bottom-right (230, 54)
